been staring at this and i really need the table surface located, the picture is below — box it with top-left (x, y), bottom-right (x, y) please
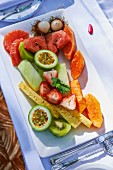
top-left (0, 88), bottom-right (25, 170)
top-left (1, 0), bottom-right (113, 170)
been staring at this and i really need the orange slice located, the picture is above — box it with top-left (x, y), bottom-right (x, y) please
top-left (84, 94), bottom-right (103, 128)
top-left (70, 79), bottom-right (86, 113)
top-left (63, 24), bottom-right (76, 60)
top-left (71, 50), bottom-right (85, 80)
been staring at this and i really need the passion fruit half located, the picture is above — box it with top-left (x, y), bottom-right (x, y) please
top-left (34, 50), bottom-right (58, 70)
top-left (28, 105), bottom-right (52, 131)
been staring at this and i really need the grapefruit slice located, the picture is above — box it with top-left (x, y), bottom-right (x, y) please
top-left (52, 30), bottom-right (71, 49)
top-left (45, 33), bottom-right (57, 53)
top-left (24, 36), bottom-right (47, 53)
top-left (3, 30), bottom-right (29, 53)
top-left (45, 30), bottom-right (70, 53)
top-left (63, 24), bottom-right (76, 60)
top-left (84, 94), bottom-right (103, 128)
top-left (71, 50), bottom-right (85, 80)
top-left (10, 38), bottom-right (23, 66)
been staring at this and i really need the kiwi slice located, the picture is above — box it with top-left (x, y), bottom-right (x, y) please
top-left (49, 118), bottom-right (71, 137)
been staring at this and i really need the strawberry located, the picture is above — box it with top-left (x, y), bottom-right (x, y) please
top-left (46, 89), bottom-right (62, 104)
top-left (43, 70), bottom-right (58, 85)
top-left (60, 95), bottom-right (76, 110)
top-left (39, 81), bottom-right (51, 97)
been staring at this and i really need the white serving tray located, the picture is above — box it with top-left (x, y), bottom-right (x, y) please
top-left (0, 9), bottom-right (113, 159)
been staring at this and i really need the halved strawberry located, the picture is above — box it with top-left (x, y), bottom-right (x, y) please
top-left (43, 70), bottom-right (58, 85)
top-left (39, 81), bottom-right (51, 97)
top-left (60, 95), bottom-right (76, 110)
top-left (46, 89), bottom-right (62, 105)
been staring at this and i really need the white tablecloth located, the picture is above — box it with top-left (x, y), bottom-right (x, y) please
top-left (1, 0), bottom-right (113, 169)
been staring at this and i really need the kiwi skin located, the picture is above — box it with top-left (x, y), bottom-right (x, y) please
top-left (49, 118), bottom-right (71, 137)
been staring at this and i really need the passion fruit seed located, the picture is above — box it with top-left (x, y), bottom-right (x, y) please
top-left (38, 21), bottom-right (50, 34)
top-left (38, 52), bottom-right (55, 65)
top-left (51, 19), bottom-right (64, 31)
top-left (32, 108), bottom-right (48, 128)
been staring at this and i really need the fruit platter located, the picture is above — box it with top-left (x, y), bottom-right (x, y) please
top-left (0, 9), bottom-right (113, 157)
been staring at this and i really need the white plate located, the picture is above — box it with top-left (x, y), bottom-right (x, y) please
top-left (0, 9), bottom-right (113, 158)
top-left (1, 0), bottom-right (42, 22)
top-left (75, 163), bottom-right (113, 170)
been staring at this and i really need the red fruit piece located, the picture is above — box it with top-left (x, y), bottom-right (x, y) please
top-left (53, 30), bottom-right (71, 49)
top-left (10, 38), bottom-right (23, 66)
top-left (46, 89), bottom-right (62, 105)
top-left (60, 95), bottom-right (76, 110)
top-left (88, 24), bottom-right (93, 35)
top-left (45, 33), bottom-right (57, 53)
top-left (43, 70), bottom-right (58, 85)
top-left (3, 30), bottom-right (29, 53)
top-left (39, 81), bottom-right (51, 97)
top-left (45, 30), bottom-right (71, 53)
top-left (24, 36), bottom-right (47, 53)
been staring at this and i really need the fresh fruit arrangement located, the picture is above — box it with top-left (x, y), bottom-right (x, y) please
top-left (3, 17), bottom-right (103, 137)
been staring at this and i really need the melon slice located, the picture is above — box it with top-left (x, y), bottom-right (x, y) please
top-left (55, 63), bottom-right (69, 86)
top-left (18, 60), bottom-right (42, 92)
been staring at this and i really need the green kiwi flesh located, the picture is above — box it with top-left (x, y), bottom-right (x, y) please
top-left (49, 118), bottom-right (71, 137)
